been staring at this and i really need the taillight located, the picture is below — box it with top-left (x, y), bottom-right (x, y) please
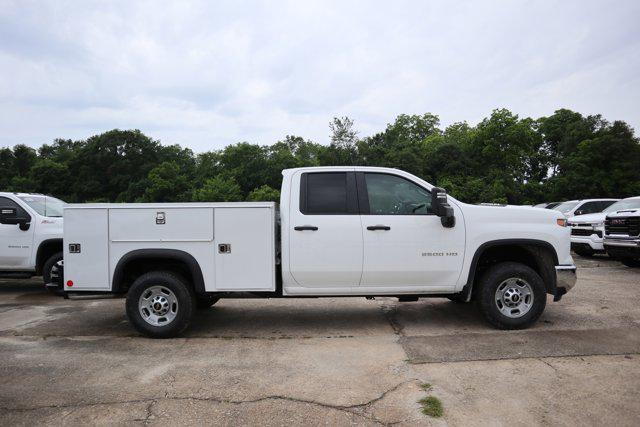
top-left (66, 280), bottom-right (74, 287)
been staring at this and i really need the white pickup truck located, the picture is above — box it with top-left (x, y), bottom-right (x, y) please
top-left (60, 167), bottom-right (577, 337)
top-left (0, 192), bottom-right (64, 284)
top-left (603, 197), bottom-right (640, 268)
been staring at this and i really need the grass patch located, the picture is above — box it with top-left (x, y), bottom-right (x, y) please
top-left (419, 396), bottom-right (443, 418)
top-left (420, 382), bottom-right (432, 391)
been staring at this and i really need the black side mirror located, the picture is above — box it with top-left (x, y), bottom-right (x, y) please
top-left (430, 187), bottom-right (455, 228)
top-left (0, 206), bottom-right (31, 230)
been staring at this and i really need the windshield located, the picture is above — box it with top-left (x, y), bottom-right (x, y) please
top-left (553, 201), bottom-right (579, 214)
top-left (604, 198), bottom-right (640, 213)
top-left (18, 196), bottom-right (65, 217)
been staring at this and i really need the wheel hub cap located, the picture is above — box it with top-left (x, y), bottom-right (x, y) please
top-left (50, 260), bottom-right (63, 279)
top-left (495, 278), bottom-right (534, 318)
top-left (139, 286), bottom-right (178, 326)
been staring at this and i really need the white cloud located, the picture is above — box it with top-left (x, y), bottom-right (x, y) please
top-left (0, 0), bottom-right (639, 151)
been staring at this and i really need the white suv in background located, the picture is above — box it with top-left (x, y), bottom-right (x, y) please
top-left (0, 193), bottom-right (64, 284)
top-left (569, 197), bottom-right (640, 257)
top-left (553, 199), bottom-right (619, 218)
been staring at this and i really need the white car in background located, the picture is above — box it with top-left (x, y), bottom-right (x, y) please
top-left (553, 199), bottom-right (619, 218)
top-left (0, 193), bottom-right (65, 284)
top-left (568, 197), bottom-right (640, 257)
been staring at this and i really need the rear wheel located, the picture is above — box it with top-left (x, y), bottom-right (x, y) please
top-left (126, 271), bottom-right (195, 338)
top-left (477, 262), bottom-right (546, 330)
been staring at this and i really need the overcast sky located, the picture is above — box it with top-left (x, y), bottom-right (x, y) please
top-left (1, 0), bottom-right (638, 152)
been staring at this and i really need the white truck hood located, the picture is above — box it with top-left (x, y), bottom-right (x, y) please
top-left (569, 212), bottom-right (606, 224)
top-left (607, 209), bottom-right (640, 218)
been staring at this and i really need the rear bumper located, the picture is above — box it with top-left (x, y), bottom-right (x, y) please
top-left (555, 265), bottom-right (577, 295)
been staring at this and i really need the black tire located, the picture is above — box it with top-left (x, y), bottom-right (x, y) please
top-left (196, 295), bottom-right (219, 310)
top-left (620, 258), bottom-right (640, 268)
top-left (477, 262), bottom-right (547, 330)
top-left (125, 271), bottom-right (195, 338)
top-left (43, 252), bottom-right (63, 285)
top-left (573, 247), bottom-right (594, 257)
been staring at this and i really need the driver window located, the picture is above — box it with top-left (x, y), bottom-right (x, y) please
top-left (364, 173), bottom-right (432, 215)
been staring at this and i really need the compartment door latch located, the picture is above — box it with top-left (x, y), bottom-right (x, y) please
top-left (156, 212), bottom-right (166, 225)
top-left (218, 243), bottom-right (231, 254)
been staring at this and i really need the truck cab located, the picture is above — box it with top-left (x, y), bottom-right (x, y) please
top-left (0, 192), bottom-right (65, 284)
top-left (61, 167), bottom-right (577, 337)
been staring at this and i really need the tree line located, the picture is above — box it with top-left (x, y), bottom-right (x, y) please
top-left (1, 108), bottom-right (639, 205)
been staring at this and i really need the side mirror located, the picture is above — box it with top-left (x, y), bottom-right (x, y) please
top-left (430, 187), bottom-right (455, 228)
top-left (574, 210), bottom-right (584, 216)
top-left (0, 206), bottom-right (31, 230)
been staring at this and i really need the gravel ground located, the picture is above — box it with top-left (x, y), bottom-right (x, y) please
top-left (0, 254), bottom-right (638, 425)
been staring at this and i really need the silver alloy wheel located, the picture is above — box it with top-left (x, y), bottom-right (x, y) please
top-left (138, 286), bottom-right (178, 326)
top-left (50, 260), bottom-right (63, 280)
top-left (495, 277), bottom-right (534, 318)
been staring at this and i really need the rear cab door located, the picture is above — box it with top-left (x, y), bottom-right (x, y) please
top-left (286, 169), bottom-right (363, 291)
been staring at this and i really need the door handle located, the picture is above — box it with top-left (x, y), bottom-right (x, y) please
top-left (367, 225), bottom-right (391, 231)
top-left (294, 225), bottom-right (319, 231)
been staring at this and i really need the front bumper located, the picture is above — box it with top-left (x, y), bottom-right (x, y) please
top-left (555, 265), bottom-right (577, 301)
top-left (604, 238), bottom-right (640, 258)
top-left (570, 235), bottom-right (604, 251)
top-left (603, 237), bottom-right (640, 248)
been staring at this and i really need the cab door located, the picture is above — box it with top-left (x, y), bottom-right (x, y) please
top-left (0, 196), bottom-right (34, 270)
top-left (357, 172), bottom-right (464, 289)
top-left (288, 170), bottom-right (363, 288)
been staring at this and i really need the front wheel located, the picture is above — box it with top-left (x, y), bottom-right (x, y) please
top-left (126, 271), bottom-right (195, 338)
top-left (477, 262), bottom-right (547, 330)
top-left (43, 252), bottom-right (63, 285)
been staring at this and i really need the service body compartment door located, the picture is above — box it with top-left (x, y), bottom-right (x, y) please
top-left (109, 208), bottom-right (213, 242)
top-left (64, 208), bottom-right (110, 290)
top-left (214, 207), bottom-right (275, 291)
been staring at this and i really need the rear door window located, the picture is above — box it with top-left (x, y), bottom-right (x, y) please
top-left (300, 172), bottom-right (357, 215)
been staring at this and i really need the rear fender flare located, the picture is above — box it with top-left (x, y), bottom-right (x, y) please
top-left (112, 249), bottom-right (206, 294)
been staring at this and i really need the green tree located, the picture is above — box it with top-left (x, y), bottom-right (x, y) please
top-left (247, 185), bottom-right (280, 202)
top-left (193, 176), bottom-right (243, 202)
top-left (140, 161), bottom-right (191, 202)
top-left (549, 120), bottom-right (640, 199)
top-left (218, 143), bottom-right (269, 196)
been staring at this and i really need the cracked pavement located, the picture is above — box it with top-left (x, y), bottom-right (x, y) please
top-left (0, 255), bottom-right (639, 425)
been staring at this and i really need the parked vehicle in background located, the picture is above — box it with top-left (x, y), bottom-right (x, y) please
top-left (569, 197), bottom-right (640, 257)
top-left (0, 193), bottom-right (64, 284)
top-left (603, 196), bottom-right (640, 267)
top-left (534, 202), bottom-right (561, 209)
top-left (553, 199), bottom-right (619, 218)
top-left (59, 166), bottom-right (577, 338)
